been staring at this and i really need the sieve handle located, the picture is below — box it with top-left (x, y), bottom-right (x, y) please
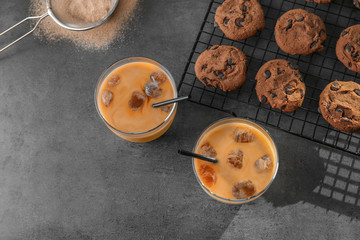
top-left (0, 12), bottom-right (49, 53)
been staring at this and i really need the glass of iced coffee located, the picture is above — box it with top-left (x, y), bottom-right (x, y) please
top-left (95, 57), bottom-right (177, 142)
top-left (193, 118), bottom-right (279, 204)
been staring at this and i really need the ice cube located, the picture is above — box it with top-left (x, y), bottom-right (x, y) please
top-left (199, 164), bottom-right (216, 187)
top-left (233, 128), bottom-right (254, 143)
top-left (227, 150), bottom-right (244, 169)
top-left (199, 142), bottom-right (217, 158)
top-left (232, 180), bottom-right (256, 199)
top-left (107, 74), bottom-right (121, 86)
top-left (128, 90), bottom-right (146, 111)
top-left (144, 82), bottom-right (162, 98)
top-left (160, 104), bottom-right (173, 113)
top-left (255, 155), bottom-right (272, 170)
top-left (101, 89), bottom-right (113, 107)
top-left (150, 71), bottom-right (167, 84)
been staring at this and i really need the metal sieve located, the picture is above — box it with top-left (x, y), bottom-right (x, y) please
top-left (0, 0), bottom-right (120, 53)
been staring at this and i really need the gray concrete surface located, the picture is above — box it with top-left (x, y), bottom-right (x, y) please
top-left (0, 0), bottom-right (359, 239)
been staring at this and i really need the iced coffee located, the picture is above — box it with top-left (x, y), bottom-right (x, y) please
top-left (193, 118), bottom-right (278, 204)
top-left (95, 58), bottom-right (177, 142)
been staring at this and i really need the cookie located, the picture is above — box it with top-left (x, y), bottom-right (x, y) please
top-left (319, 81), bottom-right (360, 133)
top-left (255, 59), bottom-right (305, 112)
top-left (195, 45), bottom-right (247, 91)
top-left (354, 0), bottom-right (360, 9)
top-left (335, 25), bottom-right (360, 73)
top-left (214, 0), bottom-right (265, 41)
top-left (274, 9), bottom-right (326, 55)
top-left (308, 0), bottom-right (332, 3)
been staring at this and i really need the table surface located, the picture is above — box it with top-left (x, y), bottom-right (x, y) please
top-left (0, 0), bottom-right (359, 239)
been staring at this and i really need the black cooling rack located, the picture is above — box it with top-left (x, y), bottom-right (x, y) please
top-left (178, 0), bottom-right (360, 156)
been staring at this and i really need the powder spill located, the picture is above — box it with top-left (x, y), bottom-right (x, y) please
top-left (30, 0), bottom-right (139, 50)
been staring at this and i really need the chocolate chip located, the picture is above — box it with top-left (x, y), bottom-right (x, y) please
top-left (285, 20), bottom-right (292, 31)
top-left (336, 108), bottom-right (344, 115)
top-left (277, 69), bottom-right (283, 75)
top-left (223, 18), bottom-right (229, 25)
top-left (352, 52), bottom-right (359, 58)
top-left (202, 65), bottom-right (207, 70)
top-left (354, 89), bottom-right (360, 96)
top-left (318, 30), bottom-right (324, 38)
top-left (326, 103), bottom-right (330, 109)
top-left (270, 92), bottom-right (277, 98)
top-left (310, 40), bottom-right (318, 48)
top-left (290, 63), bottom-right (298, 70)
top-left (285, 85), bottom-right (294, 95)
top-left (236, 18), bottom-right (244, 27)
top-left (341, 30), bottom-right (348, 37)
top-left (342, 117), bottom-right (351, 122)
top-left (218, 72), bottom-right (224, 80)
top-left (261, 95), bottom-right (267, 103)
top-left (281, 105), bottom-right (287, 110)
top-left (345, 45), bottom-right (354, 52)
top-left (349, 62), bottom-right (352, 67)
top-left (227, 59), bottom-right (233, 69)
top-left (330, 82), bottom-right (340, 91)
top-left (265, 70), bottom-right (271, 79)
top-left (243, 5), bottom-right (247, 12)
top-left (300, 89), bottom-right (305, 98)
top-left (296, 16), bottom-right (304, 22)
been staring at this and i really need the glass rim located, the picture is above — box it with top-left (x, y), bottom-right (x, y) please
top-left (94, 57), bottom-right (178, 136)
top-left (192, 117), bottom-right (279, 204)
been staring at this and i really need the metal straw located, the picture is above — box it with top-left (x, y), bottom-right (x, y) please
top-left (152, 96), bottom-right (190, 108)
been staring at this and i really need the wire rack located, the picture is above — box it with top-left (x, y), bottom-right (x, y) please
top-left (178, 0), bottom-right (360, 156)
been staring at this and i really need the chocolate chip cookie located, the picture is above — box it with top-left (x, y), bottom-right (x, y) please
top-left (215, 0), bottom-right (265, 41)
top-left (195, 45), bottom-right (247, 91)
top-left (319, 81), bottom-right (360, 133)
top-left (336, 25), bottom-right (360, 73)
top-left (354, 0), bottom-right (360, 9)
top-left (255, 59), bottom-right (305, 112)
top-left (274, 9), bottom-right (326, 55)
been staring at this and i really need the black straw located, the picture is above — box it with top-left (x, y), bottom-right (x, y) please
top-left (178, 149), bottom-right (218, 163)
top-left (152, 96), bottom-right (190, 108)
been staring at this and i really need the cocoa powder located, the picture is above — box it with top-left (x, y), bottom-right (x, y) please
top-left (51, 0), bottom-right (113, 24)
top-left (29, 0), bottom-right (139, 50)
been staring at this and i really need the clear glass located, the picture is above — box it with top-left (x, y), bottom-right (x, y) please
top-left (94, 57), bottom-right (178, 143)
top-left (192, 118), bottom-right (279, 204)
